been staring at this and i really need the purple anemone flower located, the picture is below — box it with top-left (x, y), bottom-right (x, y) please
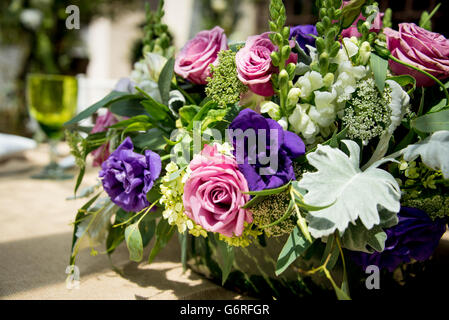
top-left (99, 137), bottom-right (161, 212)
top-left (228, 109), bottom-right (305, 191)
top-left (351, 207), bottom-right (447, 272)
top-left (289, 25), bottom-right (318, 53)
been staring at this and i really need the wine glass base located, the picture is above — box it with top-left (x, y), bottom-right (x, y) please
top-left (31, 164), bottom-right (73, 180)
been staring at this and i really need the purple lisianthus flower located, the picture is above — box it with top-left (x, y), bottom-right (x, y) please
top-left (228, 109), bottom-right (305, 191)
top-left (351, 207), bottom-right (447, 272)
top-left (289, 25), bottom-right (318, 53)
top-left (99, 137), bottom-right (162, 212)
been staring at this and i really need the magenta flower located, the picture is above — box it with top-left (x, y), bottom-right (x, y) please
top-left (174, 26), bottom-right (228, 85)
top-left (91, 110), bottom-right (118, 167)
top-left (385, 23), bottom-right (449, 87)
top-left (236, 32), bottom-right (298, 97)
top-left (183, 145), bottom-right (252, 237)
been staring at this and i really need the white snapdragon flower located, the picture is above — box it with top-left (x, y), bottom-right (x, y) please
top-left (309, 89), bottom-right (337, 128)
top-left (288, 104), bottom-right (319, 143)
top-left (260, 101), bottom-right (281, 120)
top-left (296, 71), bottom-right (324, 99)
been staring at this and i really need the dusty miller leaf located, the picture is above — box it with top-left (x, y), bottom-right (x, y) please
top-left (298, 140), bottom-right (401, 238)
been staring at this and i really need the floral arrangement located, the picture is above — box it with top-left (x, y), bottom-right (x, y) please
top-left (66, 0), bottom-right (449, 300)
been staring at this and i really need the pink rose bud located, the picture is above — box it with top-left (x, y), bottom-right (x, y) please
top-left (385, 23), bottom-right (449, 87)
top-left (236, 32), bottom-right (298, 97)
top-left (174, 26), bottom-right (228, 85)
top-left (183, 144), bottom-right (252, 237)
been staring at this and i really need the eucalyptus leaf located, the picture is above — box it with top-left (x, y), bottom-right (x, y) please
top-left (298, 140), bottom-right (401, 238)
top-left (402, 130), bottom-right (449, 179)
top-left (125, 223), bottom-right (144, 262)
top-left (109, 98), bottom-right (147, 117)
top-left (387, 75), bottom-right (416, 95)
top-left (370, 53), bottom-right (389, 92)
top-left (411, 110), bottom-right (449, 132)
top-left (132, 128), bottom-right (167, 151)
top-left (428, 99), bottom-right (448, 113)
top-left (275, 226), bottom-right (312, 276)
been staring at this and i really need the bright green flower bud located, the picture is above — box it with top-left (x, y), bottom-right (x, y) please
top-left (281, 45), bottom-right (291, 61)
top-left (315, 37), bottom-right (325, 53)
top-left (282, 26), bottom-right (290, 40)
top-left (270, 51), bottom-right (280, 66)
top-left (323, 73), bottom-right (335, 88)
top-left (279, 69), bottom-right (289, 87)
top-left (269, 21), bottom-right (277, 32)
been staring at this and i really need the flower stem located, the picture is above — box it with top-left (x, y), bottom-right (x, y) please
top-left (389, 55), bottom-right (449, 103)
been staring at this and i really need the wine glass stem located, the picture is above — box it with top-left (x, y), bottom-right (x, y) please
top-left (49, 139), bottom-right (59, 166)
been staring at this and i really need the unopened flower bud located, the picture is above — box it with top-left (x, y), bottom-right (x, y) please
top-left (287, 88), bottom-right (301, 108)
top-left (281, 45), bottom-right (291, 61)
top-left (323, 73), bottom-right (334, 88)
top-left (270, 51), bottom-right (280, 66)
top-left (358, 41), bottom-right (371, 65)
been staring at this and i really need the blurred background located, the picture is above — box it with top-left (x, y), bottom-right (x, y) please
top-left (0, 0), bottom-right (448, 138)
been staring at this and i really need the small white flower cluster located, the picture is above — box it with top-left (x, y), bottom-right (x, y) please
top-left (159, 162), bottom-right (206, 237)
top-left (288, 38), bottom-right (369, 144)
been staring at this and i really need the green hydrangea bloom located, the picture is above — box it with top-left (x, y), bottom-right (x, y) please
top-left (206, 50), bottom-right (247, 108)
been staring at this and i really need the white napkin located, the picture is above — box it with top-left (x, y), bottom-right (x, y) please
top-left (0, 133), bottom-right (37, 161)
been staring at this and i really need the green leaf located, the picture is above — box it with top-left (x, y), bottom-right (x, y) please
top-left (66, 91), bottom-right (137, 125)
top-left (275, 226), bottom-right (312, 276)
top-left (411, 110), bottom-right (449, 132)
top-left (125, 223), bottom-right (143, 262)
top-left (331, 281), bottom-right (351, 300)
top-left (74, 166), bottom-right (85, 196)
top-left (341, 0), bottom-right (367, 29)
top-left (214, 234), bottom-right (235, 285)
top-left (243, 181), bottom-right (291, 196)
top-left (240, 194), bottom-right (266, 209)
top-left (370, 53), bottom-right (389, 92)
top-left (132, 128), bottom-right (167, 151)
top-left (69, 193), bottom-right (101, 264)
top-left (187, 100), bottom-right (218, 131)
top-left (428, 99), bottom-right (448, 113)
top-left (387, 75), bottom-right (416, 95)
top-left (229, 42), bottom-right (245, 52)
top-left (179, 105), bottom-right (200, 127)
top-left (148, 219), bottom-right (175, 263)
top-left (320, 234), bottom-right (339, 271)
top-left (158, 57), bottom-right (175, 106)
top-left (297, 140), bottom-right (401, 238)
top-left (402, 130), bottom-right (449, 179)
top-left (106, 223), bottom-right (125, 255)
top-left (179, 231), bottom-right (188, 272)
top-left (109, 115), bottom-right (151, 129)
top-left (139, 216), bottom-right (157, 247)
top-left (109, 98), bottom-right (147, 117)
top-left (141, 99), bottom-right (171, 122)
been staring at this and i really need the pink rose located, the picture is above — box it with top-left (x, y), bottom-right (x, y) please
top-left (236, 32), bottom-right (298, 97)
top-left (385, 23), bottom-right (449, 87)
top-left (174, 26), bottom-right (228, 85)
top-left (183, 144), bottom-right (252, 237)
top-left (91, 110), bottom-right (118, 167)
top-left (341, 1), bottom-right (383, 38)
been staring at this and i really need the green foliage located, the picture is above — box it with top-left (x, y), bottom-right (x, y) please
top-left (370, 53), bottom-right (388, 92)
top-left (148, 219), bottom-right (175, 263)
top-left (158, 57), bottom-right (175, 106)
top-left (66, 91), bottom-right (141, 125)
top-left (142, 0), bottom-right (174, 58)
top-left (411, 110), bottom-right (449, 133)
top-left (205, 50), bottom-right (247, 108)
top-left (275, 226), bottom-right (313, 276)
top-left (213, 234), bottom-right (235, 285)
top-left (402, 131), bottom-right (449, 179)
top-left (419, 3), bottom-right (441, 31)
top-left (298, 140), bottom-right (401, 238)
top-left (125, 223), bottom-right (144, 262)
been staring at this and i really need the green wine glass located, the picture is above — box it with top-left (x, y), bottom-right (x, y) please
top-left (26, 74), bottom-right (78, 180)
